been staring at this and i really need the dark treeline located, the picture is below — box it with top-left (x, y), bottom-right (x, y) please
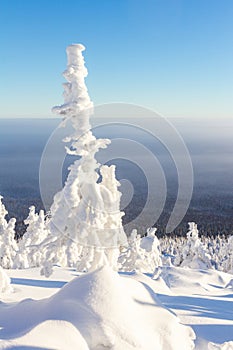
top-left (0, 118), bottom-right (232, 240)
top-left (3, 192), bottom-right (232, 240)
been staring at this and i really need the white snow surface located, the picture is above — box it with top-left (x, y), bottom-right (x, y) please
top-left (0, 266), bottom-right (233, 349)
top-left (0, 266), bottom-right (12, 293)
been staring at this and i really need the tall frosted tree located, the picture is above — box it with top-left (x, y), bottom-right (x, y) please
top-left (42, 44), bottom-right (127, 276)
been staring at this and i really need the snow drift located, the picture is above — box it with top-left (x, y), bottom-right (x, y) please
top-left (0, 266), bottom-right (195, 350)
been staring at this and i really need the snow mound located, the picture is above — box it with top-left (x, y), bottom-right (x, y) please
top-left (0, 265), bottom-right (195, 349)
top-left (0, 320), bottom-right (89, 350)
top-left (122, 270), bottom-right (172, 296)
top-left (0, 266), bottom-right (12, 293)
top-left (162, 266), bottom-right (232, 294)
top-left (209, 341), bottom-right (233, 350)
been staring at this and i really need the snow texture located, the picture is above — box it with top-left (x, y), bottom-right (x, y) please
top-left (0, 266), bottom-right (195, 350)
top-left (1, 265), bottom-right (233, 349)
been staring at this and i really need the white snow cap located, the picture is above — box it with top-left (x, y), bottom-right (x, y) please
top-left (66, 44), bottom-right (86, 65)
top-left (52, 42), bottom-right (93, 119)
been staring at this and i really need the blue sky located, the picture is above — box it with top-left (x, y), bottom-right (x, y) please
top-left (0, 0), bottom-right (233, 118)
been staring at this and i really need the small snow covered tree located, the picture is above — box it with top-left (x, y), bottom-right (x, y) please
top-left (119, 228), bottom-right (162, 273)
top-left (41, 44), bottom-right (127, 276)
top-left (220, 235), bottom-right (233, 273)
top-left (0, 266), bottom-right (12, 293)
top-left (139, 228), bottom-right (162, 273)
top-left (0, 196), bottom-right (8, 262)
top-left (0, 195), bottom-right (8, 236)
top-left (0, 218), bottom-right (18, 269)
top-left (14, 207), bottom-right (49, 269)
top-left (118, 229), bottom-right (140, 272)
top-left (179, 222), bottom-right (212, 269)
top-left (0, 196), bottom-right (18, 269)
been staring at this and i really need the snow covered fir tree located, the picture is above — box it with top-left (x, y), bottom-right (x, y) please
top-left (173, 222), bottom-right (212, 269)
top-left (39, 44), bottom-right (128, 276)
top-left (0, 196), bottom-right (17, 269)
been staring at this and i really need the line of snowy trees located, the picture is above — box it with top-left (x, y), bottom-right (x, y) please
top-left (1, 195), bottom-right (233, 275)
top-left (0, 195), bottom-right (161, 274)
top-left (160, 223), bottom-right (233, 273)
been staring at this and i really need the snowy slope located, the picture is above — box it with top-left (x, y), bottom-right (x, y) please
top-left (0, 266), bottom-right (194, 350)
top-left (0, 266), bottom-right (233, 349)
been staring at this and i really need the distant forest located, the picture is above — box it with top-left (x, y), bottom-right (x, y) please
top-left (0, 118), bottom-right (232, 239)
top-left (4, 191), bottom-right (232, 240)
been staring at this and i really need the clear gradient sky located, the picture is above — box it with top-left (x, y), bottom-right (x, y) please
top-left (1, 0), bottom-right (233, 118)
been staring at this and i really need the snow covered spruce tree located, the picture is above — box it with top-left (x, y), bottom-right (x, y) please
top-left (0, 196), bottom-right (18, 269)
top-left (41, 44), bottom-right (127, 276)
top-left (0, 218), bottom-right (18, 269)
top-left (220, 235), bottom-right (233, 273)
top-left (119, 228), bottom-right (162, 273)
top-left (14, 206), bottom-right (49, 269)
top-left (176, 222), bottom-right (212, 269)
top-left (0, 195), bottom-right (8, 237)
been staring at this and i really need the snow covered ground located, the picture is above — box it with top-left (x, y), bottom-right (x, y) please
top-left (0, 266), bottom-right (233, 349)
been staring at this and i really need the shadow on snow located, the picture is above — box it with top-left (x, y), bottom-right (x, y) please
top-left (11, 278), bottom-right (67, 289)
